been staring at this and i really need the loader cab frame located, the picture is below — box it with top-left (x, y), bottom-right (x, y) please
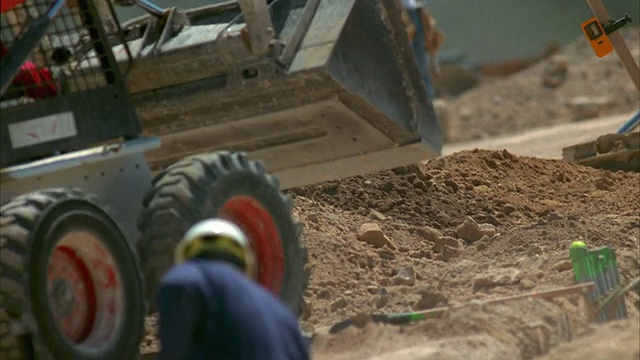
top-left (0, 0), bottom-right (141, 168)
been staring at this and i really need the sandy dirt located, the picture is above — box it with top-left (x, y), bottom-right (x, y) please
top-left (289, 26), bottom-right (640, 360)
top-left (292, 149), bottom-right (639, 359)
top-left (140, 26), bottom-right (640, 360)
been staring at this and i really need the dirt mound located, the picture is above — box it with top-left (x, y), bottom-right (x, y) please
top-left (443, 26), bottom-right (640, 143)
top-left (289, 149), bottom-right (639, 353)
top-left (290, 149), bottom-right (639, 230)
top-left (313, 299), bottom-right (572, 360)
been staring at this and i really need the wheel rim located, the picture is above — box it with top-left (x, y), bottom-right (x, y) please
top-left (220, 196), bottom-right (285, 295)
top-left (47, 230), bottom-right (125, 348)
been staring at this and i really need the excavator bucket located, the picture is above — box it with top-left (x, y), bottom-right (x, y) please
top-left (114, 0), bottom-right (442, 189)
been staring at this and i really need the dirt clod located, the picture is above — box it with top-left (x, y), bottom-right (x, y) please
top-left (357, 223), bottom-right (396, 250)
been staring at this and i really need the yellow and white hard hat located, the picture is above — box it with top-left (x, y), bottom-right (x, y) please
top-left (174, 218), bottom-right (256, 277)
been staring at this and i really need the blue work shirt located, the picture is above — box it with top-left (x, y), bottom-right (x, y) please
top-left (156, 259), bottom-right (310, 360)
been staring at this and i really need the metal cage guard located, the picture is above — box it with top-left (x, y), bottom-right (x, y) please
top-left (0, 0), bottom-right (141, 167)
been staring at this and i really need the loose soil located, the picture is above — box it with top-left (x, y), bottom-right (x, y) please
top-left (291, 149), bottom-right (639, 359)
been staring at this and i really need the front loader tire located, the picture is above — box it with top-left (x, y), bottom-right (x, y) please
top-left (137, 151), bottom-right (308, 315)
top-left (0, 188), bottom-right (145, 360)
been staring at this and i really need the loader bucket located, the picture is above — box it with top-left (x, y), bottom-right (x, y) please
top-left (120, 0), bottom-right (442, 189)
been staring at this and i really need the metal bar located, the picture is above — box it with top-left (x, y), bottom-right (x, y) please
top-left (617, 111), bottom-right (640, 134)
top-left (609, 254), bottom-right (629, 318)
top-left (278, 0), bottom-right (321, 67)
top-left (134, 0), bottom-right (166, 18)
top-left (585, 0), bottom-right (640, 92)
top-left (592, 254), bottom-right (607, 323)
top-left (0, 137), bottom-right (161, 181)
top-left (595, 276), bottom-right (639, 318)
top-left (388, 282), bottom-right (596, 322)
top-left (329, 282), bottom-right (596, 333)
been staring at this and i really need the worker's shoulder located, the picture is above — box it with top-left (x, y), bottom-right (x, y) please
top-left (160, 260), bottom-right (244, 286)
top-left (159, 261), bottom-right (209, 287)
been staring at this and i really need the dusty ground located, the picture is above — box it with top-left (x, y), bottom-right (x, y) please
top-left (293, 149), bottom-right (639, 359)
top-left (442, 26), bottom-right (639, 143)
top-left (140, 27), bottom-right (639, 360)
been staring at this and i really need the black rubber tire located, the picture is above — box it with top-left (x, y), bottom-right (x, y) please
top-left (0, 188), bottom-right (145, 360)
top-left (137, 151), bottom-right (308, 314)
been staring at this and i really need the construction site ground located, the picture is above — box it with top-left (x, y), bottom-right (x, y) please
top-left (140, 27), bottom-right (640, 359)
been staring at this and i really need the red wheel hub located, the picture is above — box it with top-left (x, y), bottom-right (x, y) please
top-left (220, 196), bottom-right (285, 295)
top-left (47, 246), bottom-right (97, 342)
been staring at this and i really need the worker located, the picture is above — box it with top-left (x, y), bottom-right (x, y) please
top-left (1, 0), bottom-right (60, 101)
top-left (156, 218), bottom-right (310, 360)
top-left (400, 0), bottom-right (437, 100)
top-left (0, 44), bottom-right (59, 101)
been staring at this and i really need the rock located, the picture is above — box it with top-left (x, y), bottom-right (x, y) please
top-left (569, 96), bottom-right (613, 121)
top-left (392, 267), bottom-right (416, 286)
top-left (416, 290), bottom-right (447, 310)
top-left (475, 237), bottom-right (490, 252)
top-left (483, 214), bottom-right (503, 227)
top-left (392, 166), bottom-right (411, 175)
top-left (307, 213), bottom-right (320, 223)
top-left (552, 259), bottom-right (573, 272)
top-left (547, 212), bottom-right (564, 221)
top-left (366, 255), bottom-right (377, 268)
top-left (521, 278), bottom-right (536, 289)
top-left (368, 210), bottom-right (387, 221)
top-left (357, 223), bottom-right (397, 250)
top-left (526, 244), bottom-right (543, 257)
top-left (366, 285), bottom-right (379, 294)
top-left (376, 248), bottom-right (396, 260)
top-left (473, 268), bottom-right (521, 286)
top-left (330, 297), bottom-right (348, 312)
top-left (433, 236), bottom-right (463, 253)
top-left (442, 245), bottom-right (462, 261)
top-left (456, 217), bottom-right (481, 242)
top-left (502, 203), bottom-right (517, 215)
top-left (316, 288), bottom-right (332, 300)
top-left (416, 226), bottom-right (442, 242)
top-left (595, 177), bottom-right (614, 191)
top-left (350, 313), bottom-right (372, 329)
top-left (456, 217), bottom-right (496, 243)
top-left (479, 223), bottom-right (498, 238)
top-left (542, 55), bottom-right (569, 88)
top-left (376, 288), bottom-right (389, 308)
top-left (299, 321), bottom-right (315, 338)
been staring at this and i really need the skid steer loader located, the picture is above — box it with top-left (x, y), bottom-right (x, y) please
top-left (562, 0), bottom-right (639, 172)
top-left (0, 0), bottom-right (442, 358)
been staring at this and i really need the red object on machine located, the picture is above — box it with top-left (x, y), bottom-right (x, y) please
top-left (1, 0), bottom-right (26, 13)
top-left (1, 42), bottom-right (59, 99)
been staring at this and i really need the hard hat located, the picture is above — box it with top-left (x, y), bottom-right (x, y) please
top-left (175, 219), bottom-right (256, 277)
